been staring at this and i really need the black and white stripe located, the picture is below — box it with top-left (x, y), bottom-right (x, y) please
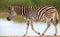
top-left (7, 5), bottom-right (59, 36)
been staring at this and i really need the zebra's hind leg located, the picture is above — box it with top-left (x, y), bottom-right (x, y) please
top-left (30, 21), bottom-right (40, 35)
top-left (54, 25), bottom-right (57, 36)
top-left (51, 19), bottom-right (58, 36)
top-left (42, 21), bottom-right (50, 35)
top-left (23, 21), bottom-right (29, 36)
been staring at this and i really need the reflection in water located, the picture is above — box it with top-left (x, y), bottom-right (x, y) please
top-left (0, 18), bottom-right (60, 36)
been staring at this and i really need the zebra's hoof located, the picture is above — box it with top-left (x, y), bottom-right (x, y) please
top-left (38, 33), bottom-right (40, 35)
top-left (42, 33), bottom-right (44, 35)
top-left (54, 34), bottom-right (56, 36)
top-left (23, 34), bottom-right (26, 36)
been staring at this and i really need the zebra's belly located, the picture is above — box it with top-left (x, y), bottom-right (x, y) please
top-left (31, 16), bottom-right (37, 20)
top-left (31, 16), bottom-right (45, 21)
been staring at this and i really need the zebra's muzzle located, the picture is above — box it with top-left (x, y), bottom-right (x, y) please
top-left (7, 17), bottom-right (11, 21)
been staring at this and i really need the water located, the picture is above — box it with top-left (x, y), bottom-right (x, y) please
top-left (0, 18), bottom-right (60, 36)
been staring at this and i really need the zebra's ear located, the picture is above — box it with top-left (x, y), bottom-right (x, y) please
top-left (8, 5), bottom-right (11, 10)
top-left (8, 6), bottom-right (10, 10)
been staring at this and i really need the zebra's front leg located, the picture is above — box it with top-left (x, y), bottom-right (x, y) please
top-left (42, 22), bottom-right (50, 35)
top-left (23, 21), bottom-right (29, 36)
top-left (31, 21), bottom-right (40, 35)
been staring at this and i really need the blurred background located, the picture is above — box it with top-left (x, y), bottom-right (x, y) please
top-left (0, 0), bottom-right (60, 36)
top-left (0, 0), bottom-right (60, 22)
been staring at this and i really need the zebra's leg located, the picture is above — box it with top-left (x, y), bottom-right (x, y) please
top-left (30, 21), bottom-right (40, 35)
top-left (23, 21), bottom-right (29, 36)
top-left (54, 25), bottom-right (57, 36)
top-left (42, 21), bottom-right (50, 35)
top-left (51, 19), bottom-right (58, 36)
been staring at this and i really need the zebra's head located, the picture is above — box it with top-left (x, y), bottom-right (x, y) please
top-left (7, 5), bottom-right (17, 21)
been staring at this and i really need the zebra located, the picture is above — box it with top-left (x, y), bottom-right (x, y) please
top-left (7, 4), bottom-right (59, 36)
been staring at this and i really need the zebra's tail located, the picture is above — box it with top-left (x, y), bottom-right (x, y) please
top-left (55, 11), bottom-right (59, 24)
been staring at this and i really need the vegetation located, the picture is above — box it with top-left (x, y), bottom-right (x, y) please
top-left (0, 0), bottom-right (60, 22)
top-left (0, 0), bottom-right (60, 11)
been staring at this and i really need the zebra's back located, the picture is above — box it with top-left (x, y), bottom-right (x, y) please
top-left (25, 5), bottom-right (57, 21)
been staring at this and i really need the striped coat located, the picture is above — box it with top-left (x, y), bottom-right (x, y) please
top-left (9, 5), bottom-right (58, 21)
top-left (7, 5), bottom-right (59, 36)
